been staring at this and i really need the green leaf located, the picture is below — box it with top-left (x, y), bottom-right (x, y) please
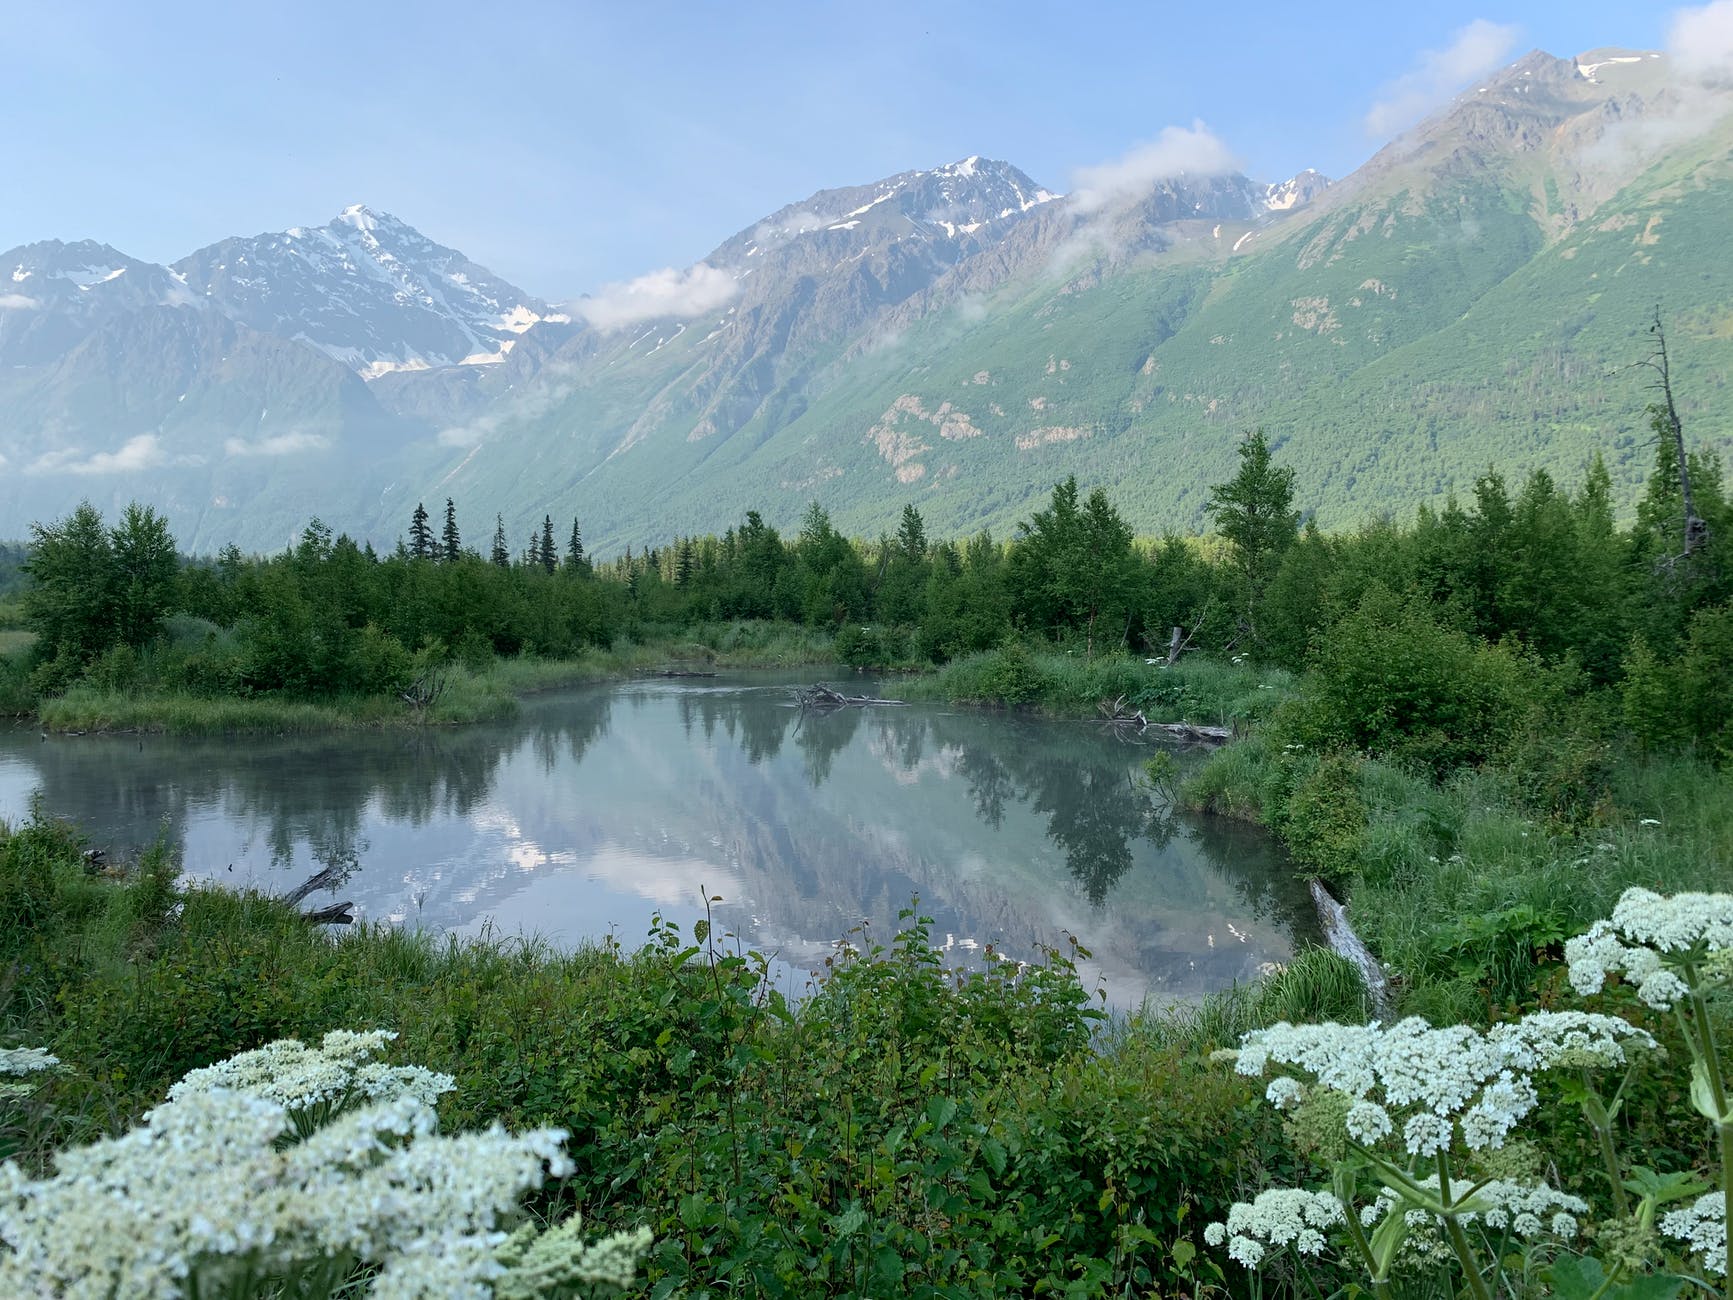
top-left (926, 1096), bottom-right (958, 1131)
top-left (1171, 1239), bottom-right (1197, 1270)
top-left (980, 1138), bottom-right (1008, 1177)
top-left (693, 918), bottom-right (710, 945)
top-left (1547, 1256), bottom-right (1688, 1300)
top-left (1690, 1058), bottom-right (1729, 1124)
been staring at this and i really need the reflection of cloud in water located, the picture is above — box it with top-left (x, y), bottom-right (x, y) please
top-left (0, 677), bottom-right (1317, 1009)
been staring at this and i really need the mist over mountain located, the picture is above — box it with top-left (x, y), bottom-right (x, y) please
top-left (3, 44), bottom-right (1731, 553)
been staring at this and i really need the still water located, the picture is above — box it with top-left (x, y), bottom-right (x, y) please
top-left (0, 675), bottom-right (1316, 1008)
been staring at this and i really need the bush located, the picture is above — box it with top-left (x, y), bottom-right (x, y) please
top-left (1281, 752), bottom-right (1367, 888)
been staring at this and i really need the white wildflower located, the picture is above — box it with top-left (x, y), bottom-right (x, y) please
top-left (1551, 1212), bottom-right (1579, 1239)
top-left (0, 1048), bottom-right (59, 1077)
top-left (1566, 889), bottom-right (1733, 1009)
top-left (1662, 1193), bottom-right (1727, 1277)
top-left (1402, 1112), bottom-right (1451, 1156)
top-left (0, 1033), bottom-right (629, 1299)
top-left (1488, 1012), bottom-right (1656, 1071)
top-left (1265, 1077), bottom-right (1304, 1110)
top-left (1207, 1188), bottom-right (1346, 1270)
top-left (1345, 1100), bottom-right (1393, 1144)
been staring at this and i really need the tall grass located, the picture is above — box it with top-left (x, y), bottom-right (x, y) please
top-left (1181, 733), bottom-right (1733, 1020)
top-left (902, 647), bottom-right (1294, 723)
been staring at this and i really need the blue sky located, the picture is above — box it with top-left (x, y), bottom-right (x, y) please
top-left (1, 1), bottom-right (1676, 299)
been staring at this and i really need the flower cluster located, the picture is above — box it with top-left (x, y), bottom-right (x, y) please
top-left (1566, 888), bottom-right (1733, 1009)
top-left (1360, 1179), bottom-right (1587, 1240)
top-left (0, 1048), bottom-right (59, 1077)
top-left (1202, 1189), bottom-right (1346, 1267)
top-left (0, 1035), bottom-right (647, 1299)
top-left (1661, 1193), bottom-right (1727, 1278)
top-left (164, 1029), bottom-right (454, 1115)
top-left (1232, 1012), bottom-right (1651, 1155)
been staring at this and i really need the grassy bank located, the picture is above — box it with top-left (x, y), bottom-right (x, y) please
top-left (22, 621), bottom-right (841, 734)
top-left (1182, 732), bottom-right (1733, 1022)
top-left (899, 645), bottom-right (1294, 726)
top-left (1, 814), bottom-right (1292, 1296)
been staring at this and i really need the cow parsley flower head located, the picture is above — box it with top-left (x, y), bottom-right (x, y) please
top-left (1206, 1188), bottom-right (1346, 1270)
top-left (1265, 1077), bottom-right (1304, 1110)
top-left (1661, 1193), bottom-right (1727, 1277)
top-left (0, 1033), bottom-right (631, 1299)
top-left (1567, 889), bottom-right (1733, 1007)
top-left (0, 1047), bottom-right (59, 1077)
top-left (165, 1029), bottom-right (455, 1116)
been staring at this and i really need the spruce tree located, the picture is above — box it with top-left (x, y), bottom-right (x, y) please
top-left (490, 515), bottom-right (510, 569)
top-left (408, 502), bottom-right (434, 560)
top-left (566, 517), bottom-right (587, 571)
top-left (540, 515), bottom-right (557, 574)
top-left (441, 498), bottom-right (460, 563)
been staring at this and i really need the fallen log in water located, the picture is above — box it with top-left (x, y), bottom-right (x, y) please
top-left (1308, 878), bottom-right (1392, 1019)
top-left (639, 669), bottom-right (719, 678)
top-left (299, 901), bottom-right (355, 926)
top-left (1148, 722), bottom-right (1233, 744)
top-left (794, 683), bottom-right (905, 709)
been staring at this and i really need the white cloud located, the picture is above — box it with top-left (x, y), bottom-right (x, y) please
top-left (1671, 0), bottom-right (1733, 82)
top-left (1071, 122), bottom-right (1240, 214)
top-left (569, 264), bottom-right (740, 331)
top-left (30, 434), bottom-right (167, 476)
top-left (223, 431), bottom-right (330, 457)
top-left (436, 364), bottom-right (579, 448)
top-left (1365, 19), bottom-right (1523, 137)
top-left (0, 293), bottom-right (39, 310)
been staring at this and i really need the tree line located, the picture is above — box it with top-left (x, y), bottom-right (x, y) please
top-left (7, 421), bottom-right (1732, 755)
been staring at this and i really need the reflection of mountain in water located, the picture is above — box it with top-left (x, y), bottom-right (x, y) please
top-left (0, 679), bottom-right (1315, 1006)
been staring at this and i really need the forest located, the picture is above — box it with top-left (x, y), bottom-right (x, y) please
top-left (3, 405), bottom-right (1733, 1298)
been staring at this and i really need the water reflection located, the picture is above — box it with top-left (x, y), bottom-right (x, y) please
top-left (0, 677), bottom-right (1315, 1007)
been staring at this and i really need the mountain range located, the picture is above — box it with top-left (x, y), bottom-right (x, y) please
top-left (3, 45), bottom-right (1731, 554)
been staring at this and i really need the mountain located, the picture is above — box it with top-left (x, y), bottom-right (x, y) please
top-left (173, 205), bottom-right (561, 379)
top-left (5, 44), bottom-right (1733, 555)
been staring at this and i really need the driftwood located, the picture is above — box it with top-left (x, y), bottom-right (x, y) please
top-left (1308, 878), bottom-right (1392, 1018)
top-left (299, 901), bottom-right (355, 926)
top-left (1149, 721), bottom-right (1233, 745)
top-left (281, 863), bottom-right (356, 925)
top-left (1098, 695), bottom-right (1149, 730)
top-left (1098, 697), bottom-right (1232, 745)
top-left (794, 683), bottom-right (905, 710)
top-left (401, 668), bottom-right (448, 714)
top-left (639, 669), bottom-right (718, 679)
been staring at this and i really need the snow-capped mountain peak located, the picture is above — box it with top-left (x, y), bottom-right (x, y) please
top-left (1263, 169), bottom-right (1331, 212)
top-left (173, 210), bottom-right (552, 378)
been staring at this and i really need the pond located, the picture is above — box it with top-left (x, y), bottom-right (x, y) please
top-left (0, 674), bottom-right (1317, 1008)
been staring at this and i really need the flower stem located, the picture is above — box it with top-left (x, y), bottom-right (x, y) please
top-left (1338, 1210), bottom-right (1396, 1300)
top-left (1437, 1150), bottom-right (1495, 1300)
top-left (1687, 984), bottom-right (1732, 1246)
top-left (1581, 1068), bottom-right (1631, 1217)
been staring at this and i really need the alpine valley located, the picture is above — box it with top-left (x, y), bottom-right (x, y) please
top-left (5, 45), bottom-right (1733, 553)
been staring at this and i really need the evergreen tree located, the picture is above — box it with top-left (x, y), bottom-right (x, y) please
top-left (408, 503), bottom-right (434, 560)
top-left (490, 515), bottom-right (510, 569)
top-left (441, 498), bottom-right (461, 563)
top-left (540, 515), bottom-right (557, 575)
top-left (1206, 431), bottom-right (1299, 644)
top-left (675, 538), bottom-right (695, 587)
top-left (566, 518), bottom-right (587, 571)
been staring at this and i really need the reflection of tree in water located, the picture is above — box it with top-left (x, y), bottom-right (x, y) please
top-left (793, 705), bottom-right (861, 787)
top-left (1, 693), bottom-right (618, 884)
top-left (676, 691), bottom-right (794, 767)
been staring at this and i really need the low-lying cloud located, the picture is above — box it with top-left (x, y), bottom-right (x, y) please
top-left (1671, 0), bottom-right (1733, 82)
top-left (0, 293), bottom-right (39, 310)
top-left (570, 264), bottom-right (739, 332)
top-left (30, 434), bottom-right (167, 476)
top-left (1365, 19), bottom-right (1523, 137)
top-left (1071, 122), bottom-right (1239, 214)
top-left (224, 431), bottom-right (330, 458)
top-left (437, 365), bottom-right (579, 449)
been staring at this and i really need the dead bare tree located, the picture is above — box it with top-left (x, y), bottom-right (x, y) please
top-left (1637, 310), bottom-right (1710, 563)
top-left (401, 667), bottom-right (448, 716)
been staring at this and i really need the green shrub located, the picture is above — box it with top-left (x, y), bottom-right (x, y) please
top-left (1281, 752), bottom-right (1366, 887)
